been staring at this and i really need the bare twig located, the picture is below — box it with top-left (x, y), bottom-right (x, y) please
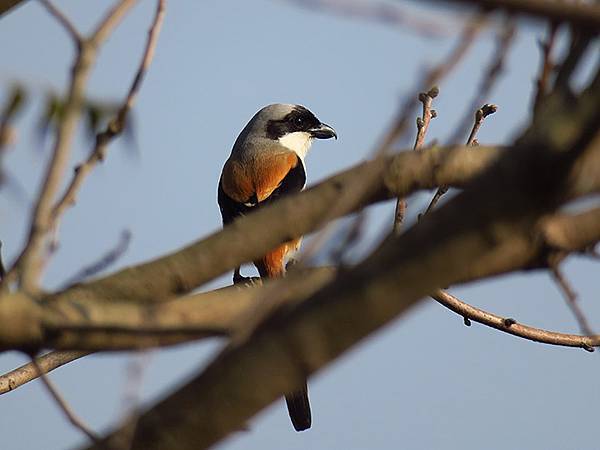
top-left (90, 0), bottom-right (139, 46)
top-left (51, 0), bottom-right (165, 232)
top-left (302, 14), bottom-right (486, 260)
top-left (32, 357), bottom-right (100, 442)
top-left (60, 230), bottom-right (132, 288)
top-left (424, 103), bottom-right (497, 215)
top-left (393, 86), bottom-right (439, 233)
top-left (39, 0), bottom-right (82, 44)
top-left (533, 21), bottom-right (558, 113)
top-left (550, 265), bottom-right (596, 340)
top-left (284, 0), bottom-right (454, 38)
top-left (377, 13), bottom-right (485, 155)
top-left (9, 0), bottom-right (139, 292)
top-left (466, 103), bottom-right (498, 146)
top-left (432, 290), bottom-right (598, 352)
top-left (0, 351), bottom-right (89, 395)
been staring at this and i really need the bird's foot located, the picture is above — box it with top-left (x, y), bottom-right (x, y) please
top-left (233, 275), bottom-right (262, 287)
top-left (286, 258), bottom-right (299, 270)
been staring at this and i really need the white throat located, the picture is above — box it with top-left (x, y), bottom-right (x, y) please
top-left (278, 132), bottom-right (313, 161)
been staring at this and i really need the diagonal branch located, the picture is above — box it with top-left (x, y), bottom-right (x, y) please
top-left (39, 0), bottom-right (82, 44)
top-left (0, 351), bottom-right (90, 395)
top-left (420, 0), bottom-right (600, 30)
top-left (51, 0), bottom-right (165, 237)
top-left (7, 0), bottom-right (139, 292)
top-left (432, 290), bottom-right (598, 352)
top-left (82, 73), bottom-right (600, 450)
top-left (32, 357), bottom-right (100, 442)
top-left (424, 103), bottom-right (498, 214)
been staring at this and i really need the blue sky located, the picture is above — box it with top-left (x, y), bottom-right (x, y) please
top-left (0, 1), bottom-right (599, 449)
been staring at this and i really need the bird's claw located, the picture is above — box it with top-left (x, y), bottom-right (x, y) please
top-left (233, 275), bottom-right (262, 287)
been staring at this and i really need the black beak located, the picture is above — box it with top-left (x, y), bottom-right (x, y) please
top-left (309, 122), bottom-right (337, 140)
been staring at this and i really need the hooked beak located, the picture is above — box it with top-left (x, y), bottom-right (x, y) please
top-left (309, 122), bottom-right (337, 140)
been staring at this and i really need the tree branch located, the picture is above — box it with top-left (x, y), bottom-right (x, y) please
top-left (394, 86), bottom-right (438, 233)
top-left (425, 103), bottom-right (498, 214)
top-left (432, 289), bottom-right (598, 352)
top-left (39, 0), bottom-right (82, 45)
top-left (421, 0), bottom-right (600, 30)
top-left (0, 350), bottom-right (89, 395)
top-left (51, 0), bottom-right (165, 237)
top-left (32, 357), bottom-right (100, 442)
top-left (81, 73), bottom-right (600, 449)
top-left (7, 0), bottom-right (138, 292)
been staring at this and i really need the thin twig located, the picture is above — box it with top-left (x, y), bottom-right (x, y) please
top-left (90, 0), bottom-right (139, 46)
top-left (533, 21), bottom-right (558, 113)
top-left (38, 0), bottom-right (82, 44)
top-left (32, 357), bottom-right (101, 442)
top-left (466, 103), bottom-right (498, 146)
top-left (423, 103), bottom-right (497, 215)
top-left (377, 13), bottom-right (486, 155)
top-left (51, 0), bottom-right (166, 231)
top-left (0, 351), bottom-right (90, 395)
top-left (284, 0), bottom-right (454, 38)
top-left (550, 265), bottom-right (596, 340)
top-left (8, 0), bottom-right (139, 292)
top-left (433, 290), bottom-right (598, 352)
top-left (301, 13), bottom-right (486, 261)
top-left (59, 230), bottom-right (132, 288)
top-left (393, 86), bottom-right (439, 233)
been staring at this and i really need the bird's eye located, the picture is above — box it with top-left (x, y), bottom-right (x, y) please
top-left (294, 116), bottom-right (303, 126)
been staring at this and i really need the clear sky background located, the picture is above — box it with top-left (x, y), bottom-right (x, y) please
top-left (0, 1), bottom-right (599, 449)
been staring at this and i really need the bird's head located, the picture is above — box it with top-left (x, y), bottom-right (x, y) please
top-left (237, 103), bottom-right (337, 160)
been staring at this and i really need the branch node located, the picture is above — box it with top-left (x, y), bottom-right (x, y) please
top-left (503, 317), bottom-right (517, 327)
top-left (463, 316), bottom-right (472, 327)
top-left (479, 103), bottom-right (498, 118)
top-left (582, 344), bottom-right (595, 353)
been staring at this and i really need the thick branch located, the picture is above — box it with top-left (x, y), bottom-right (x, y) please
top-left (53, 145), bottom-right (508, 304)
top-left (421, 0), bottom-right (600, 29)
top-left (84, 80), bottom-right (600, 450)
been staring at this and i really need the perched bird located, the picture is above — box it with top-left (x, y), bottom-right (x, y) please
top-left (217, 103), bottom-right (337, 431)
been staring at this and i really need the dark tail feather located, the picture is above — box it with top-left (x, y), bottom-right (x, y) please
top-left (285, 383), bottom-right (312, 431)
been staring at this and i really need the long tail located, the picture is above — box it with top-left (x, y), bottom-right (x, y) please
top-left (285, 382), bottom-right (312, 432)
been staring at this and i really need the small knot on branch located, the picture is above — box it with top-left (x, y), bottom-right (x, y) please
top-left (430, 109), bottom-right (437, 119)
top-left (582, 344), bottom-right (595, 353)
top-left (503, 318), bottom-right (517, 327)
top-left (416, 117), bottom-right (424, 128)
top-left (428, 86), bottom-right (439, 98)
top-left (463, 317), bottom-right (472, 327)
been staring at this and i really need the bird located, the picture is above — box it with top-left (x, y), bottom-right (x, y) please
top-left (217, 103), bottom-right (337, 431)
